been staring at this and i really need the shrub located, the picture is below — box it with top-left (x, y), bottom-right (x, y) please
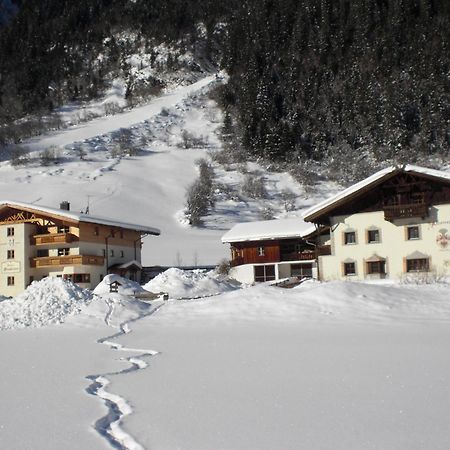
top-left (178, 130), bottom-right (209, 149)
top-left (10, 145), bottom-right (31, 167)
top-left (215, 258), bottom-right (231, 275)
top-left (185, 159), bottom-right (215, 225)
top-left (281, 189), bottom-right (297, 212)
top-left (241, 174), bottom-right (267, 199)
top-left (39, 146), bottom-right (60, 166)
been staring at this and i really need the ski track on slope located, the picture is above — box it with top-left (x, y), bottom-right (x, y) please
top-left (86, 300), bottom-right (165, 450)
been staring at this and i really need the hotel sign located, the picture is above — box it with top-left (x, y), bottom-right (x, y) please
top-left (1, 261), bottom-right (21, 274)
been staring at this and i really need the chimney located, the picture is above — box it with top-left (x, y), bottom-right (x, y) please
top-left (60, 201), bottom-right (70, 211)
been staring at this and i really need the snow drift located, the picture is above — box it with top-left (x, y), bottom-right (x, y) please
top-left (144, 267), bottom-right (240, 299)
top-left (0, 277), bottom-right (93, 331)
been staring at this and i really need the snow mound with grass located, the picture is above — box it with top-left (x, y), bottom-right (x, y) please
top-left (0, 277), bottom-right (93, 330)
top-left (144, 268), bottom-right (240, 299)
top-left (93, 274), bottom-right (147, 296)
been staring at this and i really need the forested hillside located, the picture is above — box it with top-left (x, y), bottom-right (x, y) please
top-left (0, 0), bottom-right (229, 121)
top-left (220, 0), bottom-right (450, 177)
top-left (0, 0), bottom-right (449, 180)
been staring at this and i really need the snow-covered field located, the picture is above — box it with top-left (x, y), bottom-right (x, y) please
top-left (1, 275), bottom-right (450, 450)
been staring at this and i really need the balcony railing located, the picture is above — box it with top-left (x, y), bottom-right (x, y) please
top-left (31, 233), bottom-right (78, 245)
top-left (280, 245), bottom-right (331, 261)
top-left (383, 203), bottom-right (428, 221)
top-left (30, 254), bottom-right (104, 268)
top-left (230, 245), bottom-right (332, 267)
top-left (230, 257), bottom-right (244, 267)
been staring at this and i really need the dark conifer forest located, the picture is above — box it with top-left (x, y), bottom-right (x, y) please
top-left (0, 0), bottom-right (449, 172)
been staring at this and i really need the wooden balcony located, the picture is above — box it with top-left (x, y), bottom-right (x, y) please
top-left (31, 233), bottom-right (78, 245)
top-left (230, 245), bottom-right (332, 267)
top-left (230, 257), bottom-right (244, 267)
top-left (280, 245), bottom-right (331, 261)
top-left (30, 254), bottom-right (104, 268)
top-left (383, 203), bottom-right (428, 221)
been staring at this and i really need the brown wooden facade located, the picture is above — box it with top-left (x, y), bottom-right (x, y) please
top-left (308, 170), bottom-right (450, 225)
top-left (230, 238), bottom-right (331, 267)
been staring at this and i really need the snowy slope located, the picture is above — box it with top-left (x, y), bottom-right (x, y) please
top-left (1, 73), bottom-right (341, 266)
top-left (1, 76), bottom-right (226, 265)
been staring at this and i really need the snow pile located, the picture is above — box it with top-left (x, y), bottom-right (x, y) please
top-left (93, 274), bottom-right (147, 296)
top-left (0, 277), bottom-right (93, 331)
top-left (144, 268), bottom-right (240, 299)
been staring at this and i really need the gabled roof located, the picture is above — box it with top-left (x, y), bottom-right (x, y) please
top-left (221, 217), bottom-right (316, 243)
top-left (303, 165), bottom-right (450, 223)
top-left (0, 200), bottom-right (160, 235)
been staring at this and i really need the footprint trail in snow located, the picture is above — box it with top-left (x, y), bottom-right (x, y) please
top-left (86, 300), bottom-right (165, 450)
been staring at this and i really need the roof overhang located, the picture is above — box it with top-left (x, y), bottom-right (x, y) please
top-left (303, 165), bottom-right (450, 224)
top-left (221, 218), bottom-right (317, 244)
top-left (0, 200), bottom-right (160, 235)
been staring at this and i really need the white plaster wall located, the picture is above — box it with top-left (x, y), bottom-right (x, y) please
top-left (319, 204), bottom-right (450, 281)
top-left (229, 264), bottom-right (256, 284)
top-left (0, 223), bottom-right (37, 296)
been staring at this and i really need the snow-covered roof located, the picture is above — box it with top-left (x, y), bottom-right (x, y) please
top-left (303, 165), bottom-right (450, 222)
top-left (221, 218), bottom-right (316, 243)
top-left (0, 201), bottom-right (160, 235)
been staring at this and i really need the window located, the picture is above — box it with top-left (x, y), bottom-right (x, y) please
top-left (367, 261), bottom-right (385, 274)
top-left (57, 226), bottom-right (69, 233)
top-left (291, 264), bottom-right (312, 278)
top-left (73, 274), bottom-right (90, 283)
top-left (7, 250), bottom-right (14, 259)
top-left (102, 249), bottom-right (106, 257)
top-left (37, 249), bottom-right (49, 257)
top-left (254, 265), bottom-right (275, 282)
top-left (406, 258), bottom-right (429, 272)
top-left (58, 248), bottom-right (70, 256)
top-left (94, 227), bottom-right (99, 236)
top-left (110, 229), bottom-right (115, 238)
top-left (344, 262), bottom-right (356, 276)
top-left (64, 274), bottom-right (90, 283)
top-left (110, 249), bottom-right (114, 257)
top-left (407, 226), bottom-right (420, 240)
top-left (120, 250), bottom-right (124, 258)
top-left (257, 246), bottom-right (265, 256)
top-left (7, 227), bottom-right (14, 236)
top-left (344, 231), bottom-right (356, 245)
top-left (7, 276), bottom-right (14, 286)
top-left (367, 229), bottom-right (380, 243)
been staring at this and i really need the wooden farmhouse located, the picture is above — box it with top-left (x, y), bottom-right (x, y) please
top-left (223, 165), bottom-right (450, 283)
top-left (0, 200), bottom-right (160, 296)
top-left (221, 218), bottom-right (330, 283)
